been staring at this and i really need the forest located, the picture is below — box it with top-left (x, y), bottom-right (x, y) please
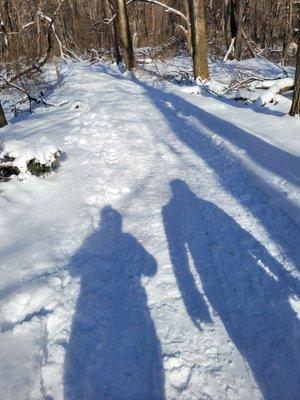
top-left (0, 0), bottom-right (300, 121)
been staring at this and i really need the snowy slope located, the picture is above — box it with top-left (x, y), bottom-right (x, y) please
top-left (0, 62), bottom-right (299, 400)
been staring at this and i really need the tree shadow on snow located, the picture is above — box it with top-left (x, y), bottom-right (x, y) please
top-left (64, 206), bottom-right (165, 400)
top-left (127, 76), bottom-right (300, 270)
top-left (142, 68), bottom-right (285, 118)
top-left (201, 88), bottom-right (287, 118)
top-left (163, 179), bottom-right (300, 400)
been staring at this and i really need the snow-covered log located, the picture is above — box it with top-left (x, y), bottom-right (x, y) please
top-left (0, 140), bottom-right (61, 180)
top-left (256, 77), bottom-right (294, 106)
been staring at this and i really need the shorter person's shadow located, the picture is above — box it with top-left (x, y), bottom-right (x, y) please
top-left (163, 179), bottom-right (300, 400)
top-left (64, 206), bottom-right (165, 400)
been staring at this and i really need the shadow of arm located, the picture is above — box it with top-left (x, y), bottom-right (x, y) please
top-left (124, 234), bottom-right (158, 278)
top-left (163, 207), bottom-right (212, 328)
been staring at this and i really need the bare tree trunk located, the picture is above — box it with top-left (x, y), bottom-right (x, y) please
top-left (184, 0), bottom-right (192, 54)
top-left (223, 0), bottom-right (247, 61)
top-left (113, 14), bottom-right (122, 64)
top-left (290, 14), bottom-right (300, 116)
top-left (234, 0), bottom-right (245, 60)
top-left (282, 0), bottom-right (293, 66)
top-left (106, 0), bottom-right (122, 64)
top-left (0, 102), bottom-right (7, 128)
top-left (187, 0), bottom-right (209, 81)
top-left (36, 0), bottom-right (42, 58)
top-left (0, 16), bottom-right (9, 59)
top-left (117, 0), bottom-right (135, 71)
top-left (224, 0), bottom-right (234, 49)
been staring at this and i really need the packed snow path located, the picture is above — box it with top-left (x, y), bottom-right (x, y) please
top-left (0, 64), bottom-right (300, 400)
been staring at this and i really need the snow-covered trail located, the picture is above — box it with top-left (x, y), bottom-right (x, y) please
top-left (0, 63), bottom-right (299, 400)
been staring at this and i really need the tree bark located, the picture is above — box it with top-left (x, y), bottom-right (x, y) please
top-left (106, 0), bottom-right (122, 64)
top-left (112, 11), bottom-right (122, 64)
top-left (187, 0), bottom-right (209, 81)
top-left (234, 0), bottom-right (245, 60)
top-left (282, 0), bottom-right (293, 66)
top-left (0, 102), bottom-right (7, 128)
top-left (184, 0), bottom-right (192, 54)
top-left (224, 0), bottom-right (234, 49)
top-left (223, 0), bottom-right (247, 61)
top-left (117, 0), bottom-right (135, 71)
top-left (36, 0), bottom-right (42, 58)
top-left (290, 15), bottom-right (300, 116)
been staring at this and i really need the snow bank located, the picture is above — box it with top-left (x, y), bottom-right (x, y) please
top-left (226, 57), bottom-right (288, 78)
top-left (0, 139), bottom-right (60, 179)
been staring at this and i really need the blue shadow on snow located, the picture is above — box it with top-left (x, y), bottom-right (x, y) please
top-left (64, 206), bottom-right (165, 400)
top-left (128, 76), bottom-right (300, 270)
top-left (163, 179), bottom-right (300, 400)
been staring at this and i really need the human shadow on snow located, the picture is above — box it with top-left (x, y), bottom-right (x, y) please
top-left (104, 69), bottom-right (300, 270)
top-left (163, 179), bottom-right (300, 400)
top-left (64, 206), bottom-right (165, 400)
top-left (127, 75), bottom-right (300, 270)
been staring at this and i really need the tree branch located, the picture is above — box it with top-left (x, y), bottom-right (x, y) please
top-left (96, 0), bottom-right (187, 26)
top-left (1, 0), bottom-right (65, 86)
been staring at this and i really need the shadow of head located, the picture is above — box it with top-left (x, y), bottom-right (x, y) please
top-left (100, 205), bottom-right (122, 235)
top-left (170, 179), bottom-right (190, 197)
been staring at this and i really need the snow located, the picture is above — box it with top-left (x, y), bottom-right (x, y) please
top-left (256, 77), bottom-right (295, 106)
top-left (0, 139), bottom-right (60, 176)
top-left (0, 58), bottom-right (299, 400)
top-left (225, 57), bottom-right (289, 78)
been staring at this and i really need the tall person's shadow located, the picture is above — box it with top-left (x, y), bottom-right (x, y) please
top-left (163, 179), bottom-right (300, 400)
top-left (64, 206), bottom-right (165, 400)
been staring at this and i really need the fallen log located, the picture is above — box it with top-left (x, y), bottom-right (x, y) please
top-left (256, 77), bottom-right (294, 106)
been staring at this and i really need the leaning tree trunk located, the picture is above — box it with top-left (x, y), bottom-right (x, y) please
top-left (187, 0), bottom-right (209, 81)
top-left (290, 30), bottom-right (300, 116)
top-left (0, 101), bottom-right (7, 128)
top-left (117, 0), bottom-right (136, 71)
